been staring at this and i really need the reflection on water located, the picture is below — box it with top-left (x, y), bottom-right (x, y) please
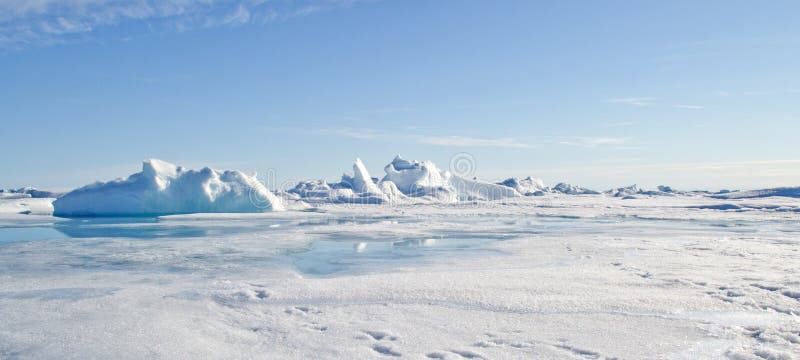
top-left (1, 213), bottom-right (797, 277)
top-left (289, 236), bottom-right (499, 275)
top-left (0, 227), bottom-right (68, 243)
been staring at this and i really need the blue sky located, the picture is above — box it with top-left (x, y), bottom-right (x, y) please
top-left (1, 0), bottom-right (798, 191)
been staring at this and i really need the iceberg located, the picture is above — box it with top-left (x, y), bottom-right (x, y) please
top-left (287, 159), bottom-right (389, 204)
top-left (381, 155), bottom-right (520, 201)
top-left (605, 184), bottom-right (678, 197)
top-left (53, 159), bottom-right (283, 217)
top-left (352, 158), bottom-right (386, 198)
top-left (381, 156), bottom-right (454, 198)
top-left (497, 177), bottom-right (547, 196)
top-left (551, 183), bottom-right (599, 195)
top-left (449, 176), bottom-right (521, 201)
top-left (606, 184), bottom-right (643, 198)
top-left (288, 156), bottom-right (522, 204)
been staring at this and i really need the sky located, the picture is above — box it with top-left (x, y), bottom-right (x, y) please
top-left (1, 0), bottom-right (799, 191)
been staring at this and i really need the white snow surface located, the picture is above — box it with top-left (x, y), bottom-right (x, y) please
top-left (1, 195), bottom-right (799, 359)
top-left (52, 159), bottom-right (283, 216)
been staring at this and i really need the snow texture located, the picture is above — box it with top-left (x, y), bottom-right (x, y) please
top-left (1, 195), bottom-right (799, 359)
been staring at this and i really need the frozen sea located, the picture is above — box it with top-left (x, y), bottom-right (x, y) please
top-left (1, 195), bottom-right (799, 359)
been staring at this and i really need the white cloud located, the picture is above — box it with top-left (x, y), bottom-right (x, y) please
top-left (328, 128), bottom-right (530, 149)
top-left (413, 135), bottom-right (529, 149)
top-left (0, 0), bottom-right (363, 50)
top-left (672, 104), bottom-right (704, 110)
top-left (602, 121), bottom-right (636, 128)
top-left (224, 4), bottom-right (251, 26)
top-left (558, 137), bottom-right (631, 148)
top-left (329, 128), bottom-right (381, 140)
top-left (605, 97), bottom-right (655, 107)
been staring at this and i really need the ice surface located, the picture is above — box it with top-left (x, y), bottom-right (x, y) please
top-left (52, 159), bottom-right (284, 216)
top-left (1, 195), bottom-right (799, 358)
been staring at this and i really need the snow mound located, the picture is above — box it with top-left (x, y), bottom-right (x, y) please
top-left (53, 159), bottom-right (283, 217)
top-left (711, 187), bottom-right (800, 199)
top-left (378, 181), bottom-right (407, 204)
top-left (497, 177), bottom-right (547, 196)
top-left (606, 184), bottom-right (643, 197)
top-left (382, 155), bottom-right (520, 202)
top-left (288, 159), bottom-right (388, 204)
top-left (450, 176), bottom-right (521, 201)
top-left (606, 184), bottom-right (676, 197)
top-left (551, 183), bottom-right (599, 195)
top-left (288, 180), bottom-right (352, 201)
top-left (382, 155), bottom-right (454, 198)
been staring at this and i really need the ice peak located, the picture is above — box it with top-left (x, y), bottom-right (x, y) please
top-left (389, 155), bottom-right (418, 171)
top-left (352, 158), bottom-right (382, 195)
top-left (142, 159), bottom-right (179, 179)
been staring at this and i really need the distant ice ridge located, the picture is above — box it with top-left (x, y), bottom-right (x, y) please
top-left (0, 187), bottom-right (62, 199)
top-left (496, 177), bottom-right (548, 196)
top-left (53, 159), bottom-right (284, 217)
top-left (290, 156), bottom-right (524, 204)
top-left (551, 183), bottom-right (600, 195)
top-left (711, 187), bottom-right (800, 199)
top-left (287, 158), bottom-right (388, 204)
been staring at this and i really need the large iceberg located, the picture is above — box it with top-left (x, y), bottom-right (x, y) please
top-left (53, 159), bottom-right (284, 216)
top-left (288, 155), bottom-right (522, 204)
top-left (381, 156), bottom-right (458, 202)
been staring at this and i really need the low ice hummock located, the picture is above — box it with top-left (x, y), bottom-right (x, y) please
top-left (53, 159), bottom-right (283, 216)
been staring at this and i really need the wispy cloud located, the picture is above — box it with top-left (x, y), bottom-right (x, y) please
top-left (327, 128), bottom-right (530, 149)
top-left (558, 137), bottom-right (631, 148)
top-left (602, 121), bottom-right (636, 128)
top-left (329, 128), bottom-right (381, 140)
top-left (605, 97), bottom-right (655, 107)
top-left (710, 88), bottom-right (799, 97)
top-left (672, 104), bottom-right (704, 110)
top-left (413, 135), bottom-right (529, 148)
top-left (0, 0), bottom-right (361, 50)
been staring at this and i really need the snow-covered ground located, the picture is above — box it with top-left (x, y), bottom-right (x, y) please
top-left (1, 195), bottom-right (799, 359)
